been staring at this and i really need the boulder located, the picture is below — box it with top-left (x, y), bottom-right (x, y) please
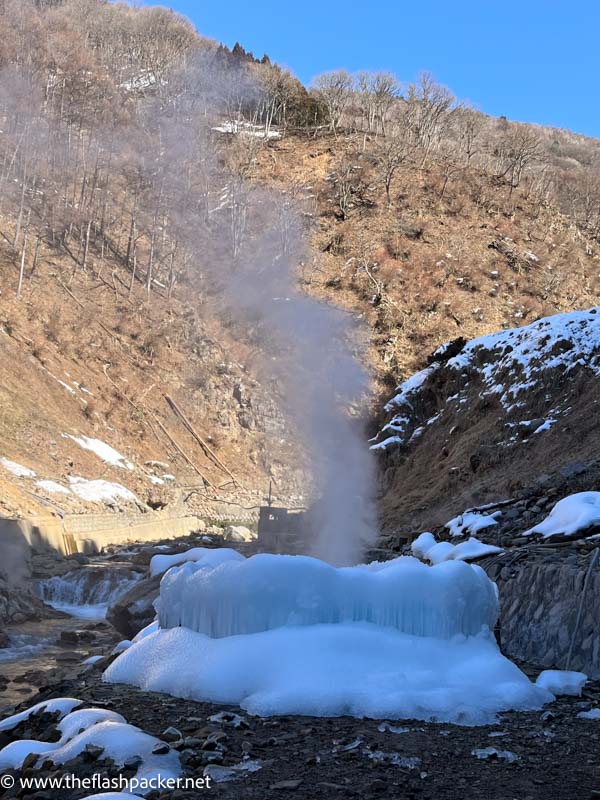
top-left (106, 575), bottom-right (161, 639)
top-left (223, 525), bottom-right (256, 543)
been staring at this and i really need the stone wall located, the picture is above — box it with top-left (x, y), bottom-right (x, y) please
top-left (484, 547), bottom-right (600, 679)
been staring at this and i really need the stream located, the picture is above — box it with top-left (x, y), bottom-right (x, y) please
top-left (0, 560), bottom-right (141, 713)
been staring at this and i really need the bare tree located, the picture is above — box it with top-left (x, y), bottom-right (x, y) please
top-left (370, 123), bottom-right (410, 205)
top-left (453, 104), bottom-right (484, 165)
top-left (494, 123), bottom-right (543, 195)
top-left (311, 69), bottom-right (353, 136)
top-left (404, 71), bottom-right (455, 166)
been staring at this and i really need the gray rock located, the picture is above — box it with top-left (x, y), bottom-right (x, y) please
top-left (106, 575), bottom-right (161, 639)
top-left (223, 525), bottom-right (256, 543)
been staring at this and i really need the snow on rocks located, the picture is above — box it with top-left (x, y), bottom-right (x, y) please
top-left (446, 510), bottom-right (502, 538)
top-left (411, 532), bottom-right (503, 565)
top-left (442, 307), bottom-right (600, 409)
top-left (64, 435), bottom-right (134, 470)
top-left (535, 670), bottom-right (588, 696)
top-left (0, 703), bottom-right (180, 790)
top-left (524, 492), bottom-right (600, 538)
top-left (577, 708), bottom-right (600, 720)
top-left (370, 366), bottom-right (436, 450)
top-left (149, 547), bottom-right (244, 578)
top-left (0, 457), bottom-right (36, 478)
top-left (105, 549), bottom-right (552, 725)
top-left (372, 307), bottom-right (600, 450)
top-left (0, 698), bottom-right (82, 732)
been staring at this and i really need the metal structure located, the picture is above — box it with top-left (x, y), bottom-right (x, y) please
top-left (257, 505), bottom-right (307, 553)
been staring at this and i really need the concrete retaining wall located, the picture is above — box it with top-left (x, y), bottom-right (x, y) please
top-left (484, 548), bottom-right (600, 679)
top-left (4, 511), bottom-right (205, 556)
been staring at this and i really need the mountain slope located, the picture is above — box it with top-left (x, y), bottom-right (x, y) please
top-left (373, 307), bottom-right (600, 534)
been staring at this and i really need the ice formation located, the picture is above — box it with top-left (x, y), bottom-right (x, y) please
top-left (149, 547), bottom-right (244, 577)
top-left (105, 550), bottom-right (553, 724)
top-left (157, 553), bottom-right (499, 639)
top-left (38, 568), bottom-right (140, 619)
top-left (578, 708), bottom-right (600, 720)
top-left (525, 492), bottom-right (600, 538)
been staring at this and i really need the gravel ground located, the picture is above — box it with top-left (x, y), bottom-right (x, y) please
top-left (1, 662), bottom-right (598, 800)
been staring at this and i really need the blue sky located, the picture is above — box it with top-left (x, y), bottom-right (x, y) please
top-left (145, 0), bottom-right (599, 138)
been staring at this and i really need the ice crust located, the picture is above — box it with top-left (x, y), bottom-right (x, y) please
top-left (150, 547), bottom-right (244, 577)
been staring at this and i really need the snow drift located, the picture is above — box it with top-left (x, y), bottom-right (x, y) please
top-left (525, 492), bottom-right (600, 538)
top-left (104, 549), bottom-right (552, 724)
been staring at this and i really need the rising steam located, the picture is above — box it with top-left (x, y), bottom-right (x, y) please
top-left (0, 50), bottom-right (377, 566)
top-left (157, 57), bottom-right (379, 566)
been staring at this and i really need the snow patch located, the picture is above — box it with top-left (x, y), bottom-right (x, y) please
top-left (445, 510), bottom-right (502, 538)
top-left (0, 457), bottom-right (36, 478)
top-left (36, 480), bottom-right (71, 495)
top-left (64, 435), bottom-right (134, 470)
top-left (525, 492), bottom-right (600, 538)
top-left (535, 670), bottom-right (587, 696)
top-left (68, 477), bottom-right (138, 505)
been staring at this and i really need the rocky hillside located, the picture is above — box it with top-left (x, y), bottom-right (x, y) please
top-left (0, 247), bottom-right (306, 519)
top-left (373, 307), bottom-right (600, 534)
top-left (1, 0), bottom-right (600, 522)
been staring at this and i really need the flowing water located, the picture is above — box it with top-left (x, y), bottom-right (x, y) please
top-left (1, 562), bottom-right (141, 712)
top-left (36, 564), bottom-right (141, 619)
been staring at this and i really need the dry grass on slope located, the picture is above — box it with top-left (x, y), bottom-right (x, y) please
top-left (255, 132), bottom-right (600, 386)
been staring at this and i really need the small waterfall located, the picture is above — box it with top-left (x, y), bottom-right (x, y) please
top-left (37, 566), bottom-right (141, 619)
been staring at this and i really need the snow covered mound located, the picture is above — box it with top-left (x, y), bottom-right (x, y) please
top-left (441, 307), bottom-right (600, 408)
top-left (525, 492), bottom-right (600, 538)
top-left (104, 550), bottom-right (553, 724)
